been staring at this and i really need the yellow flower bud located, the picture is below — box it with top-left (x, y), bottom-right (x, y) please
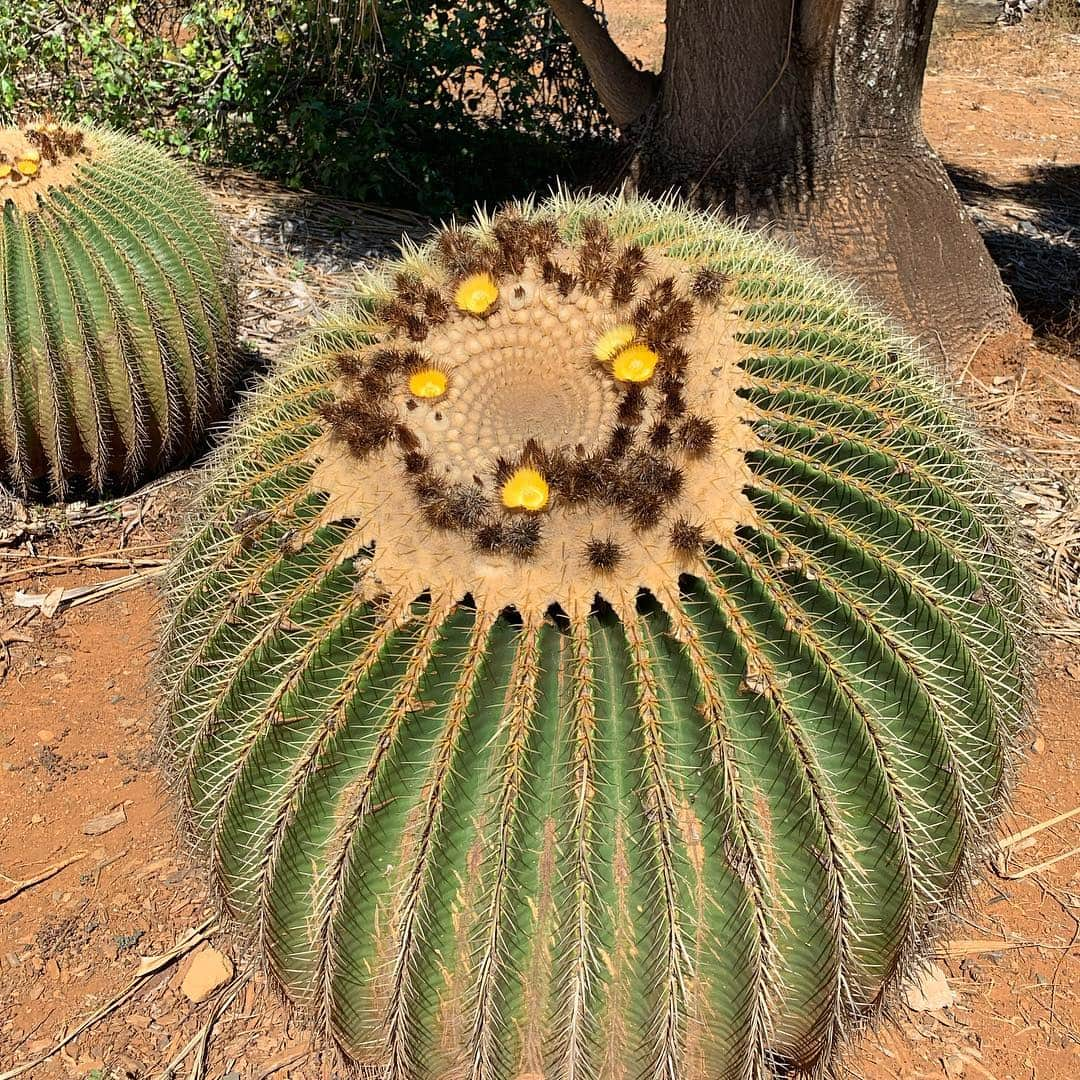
top-left (611, 343), bottom-right (660, 383)
top-left (594, 324), bottom-right (636, 363)
top-left (454, 272), bottom-right (499, 316)
top-left (502, 468), bottom-right (549, 512)
top-left (408, 368), bottom-right (448, 399)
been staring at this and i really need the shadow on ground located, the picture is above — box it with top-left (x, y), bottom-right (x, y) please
top-left (949, 161), bottom-right (1080, 347)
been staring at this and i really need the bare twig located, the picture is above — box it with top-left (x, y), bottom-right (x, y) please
top-left (998, 844), bottom-right (1080, 880)
top-left (999, 804), bottom-right (1080, 849)
top-left (10, 567), bottom-right (165, 617)
top-left (0, 851), bottom-right (87, 903)
top-left (936, 936), bottom-right (1074, 958)
top-left (188, 972), bottom-right (251, 1080)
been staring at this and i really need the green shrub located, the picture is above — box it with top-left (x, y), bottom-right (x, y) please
top-left (159, 195), bottom-right (1027, 1079)
top-left (1, 0), bottom-right (611, 213)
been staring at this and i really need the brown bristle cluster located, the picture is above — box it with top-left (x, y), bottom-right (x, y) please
top-left (473, 521), bottom-right (504, 554)
top-left (678, 415), bottom-right (716, 457)
top-left (648, 421), bottom-right (673, 450)
top-left (637, 455), bottom-right (685, 501)
top-left (436, 215), bottom-right (563, 283)
top-left (402, 450), bottom-right (428, 475)
top-left (690, 266), bottom-right (730, 302)
top-left (577, 218), bottom-right (614, 294)
top-left (420, 483), bottom-right (492, 531)
top-left (584, 537), bottom-right (623, 572)
top-left (329, 351), bottom-right (365, 378)
top-left (661, 386), bottom-right (687, 421)
top-left (369, 348), bottom-right (412, 375)
top-left (25, 121), bottom-right (85, 164)
top-left (490, 213), bottom-right (563, 277)
top-left (663, 345), bottom-right (691, 378)
top-left (377, 273), bottom-right (451, 341)
top-left (670, 518), bottom-right (706, 556)
top-left (607, 455), bottom-right (686, 531)
top-left (504, 517), bottom-right (543, 558)
top-left (336, 348), bottom-right (414, 400)
top-left (395, 424), bottom-right (421, 453)
top-left (550, 453), bottom-right (609, 505)
top-left (617, 385), bottom-right (645, 426)
top-left (434, 228), bottom-right (497, 278)
top-left (541, 259), bottom-right (578, 297)
top-left (472, 518), bottom-right (544, 561)
top-left (605, 425), bottom-right (635, 461)
top-left (634, 278), bottom-right (696, 351)
top-left (610, 244), bottom-right (648, 306)
top-left (319, 400), bottom-right (397, 457)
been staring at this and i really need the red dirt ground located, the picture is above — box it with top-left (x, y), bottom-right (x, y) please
top-left (1, 12), bottom-right (1079, 1080)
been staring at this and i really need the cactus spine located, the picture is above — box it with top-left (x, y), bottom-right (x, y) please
top-left (159, 195), bottom-right (1026, 1079)
top-left (0, 120), bottom-right (236, 497)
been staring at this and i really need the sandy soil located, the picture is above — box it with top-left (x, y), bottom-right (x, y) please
top-left (1, 12), bottom-right (1079, 1080)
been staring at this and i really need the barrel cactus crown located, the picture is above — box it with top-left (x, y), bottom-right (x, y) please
top-left (159, 195), bottom-right (1026, 1079)
top-left (0, 119), bottom-right (236, 497)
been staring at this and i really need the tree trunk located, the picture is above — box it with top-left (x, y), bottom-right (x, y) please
top-left (550, 0), bottom-right (1014, 357)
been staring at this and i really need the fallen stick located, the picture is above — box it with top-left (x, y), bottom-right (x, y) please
top-left (998, 804), bottom-right (1080, 850)
top-left (937, 936), bottom-right (1073, 958)
top-left (11, 567), bottom-right (164, 617)
top-left (999, 843), bottom-right (1080, 881)
top-left (185, 971), bottom-right (251, 1080)
top-left (0, 852), bottom-right (87, 903)
top-left (0, 556), bottom-right (167, 585)
top-left (156, 968), bottom-right (251, 1080)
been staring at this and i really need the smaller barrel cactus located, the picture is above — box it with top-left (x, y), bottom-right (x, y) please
top-left (159, 195), bottom-right (1027, 1080)
top-left (0, 119), bottom-right (236, 497)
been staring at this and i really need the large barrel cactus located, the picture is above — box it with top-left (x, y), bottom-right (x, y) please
top-left (0, 120), bottom-right (236, 497)
top-left (159, 196), bottom-right (1026, 1079)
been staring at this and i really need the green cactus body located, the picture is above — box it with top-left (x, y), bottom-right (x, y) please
top-left (0, 121), bottom-right (235, 497)
top-left (159, 196), bottom-right (1025, 1079)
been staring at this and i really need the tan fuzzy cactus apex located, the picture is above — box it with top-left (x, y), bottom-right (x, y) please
top-left (0, 119), bottom-right (236, 497)
top-left (311, 221), bottom-right (756, 621)
top-left (159, 195), bottom-right (1028, 1080)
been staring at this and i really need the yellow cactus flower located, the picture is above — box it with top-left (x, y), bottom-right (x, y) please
top-left (0, 163), bottom-right (11, 180)
top-left (611, 343), bottom-right (660, 383)
top-left (408, 368), bottom-right (448, 399)
top-left (594, 324), bottom-right (636, 363)
top-left (502, 468), bottom-right (549, 512)
top-left (15, 148), bottom-right (41, 177)
top-left (455, 272), bottom-right (499, 316)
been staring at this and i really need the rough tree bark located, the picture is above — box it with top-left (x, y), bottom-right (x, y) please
top-left (548, 0), bottom-right (1013, 356)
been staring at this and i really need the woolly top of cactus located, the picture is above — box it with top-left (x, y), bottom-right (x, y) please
top-left (0, 120), bottom-right (96, 213)
top-left (312, 211), bottom-right (760, 621)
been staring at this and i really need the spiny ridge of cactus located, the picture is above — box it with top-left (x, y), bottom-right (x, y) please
top-left (0, 119), bottom-right (236, 497)
top-left (158, 195), bottom-right (1027, 1080)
